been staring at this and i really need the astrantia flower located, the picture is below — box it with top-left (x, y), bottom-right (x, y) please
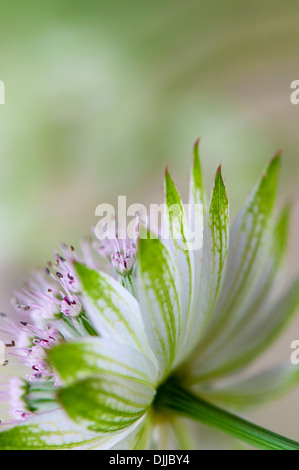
top-left (1, 140), bottom-right (299, 450)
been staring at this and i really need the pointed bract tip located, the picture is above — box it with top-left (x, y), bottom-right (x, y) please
top-left (214, 164), bottom-right (226, 192)
top-left (193, 137), bottom-right (201, 149)
top-left (265, 150), bottom-right (281, 176)
top-left (268, 149), bottom-right (282, 170)
top-left (273, 148), bottom-right (283, 159)
top-left (165, 166), bottom-right (174, 183)
top-left (193, 138), bottom-right (201, 161)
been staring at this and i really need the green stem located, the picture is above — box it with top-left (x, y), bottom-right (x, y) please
top-left (156, 380), bottom-right (299, 450)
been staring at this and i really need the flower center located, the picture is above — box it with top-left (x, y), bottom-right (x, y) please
top-left (96, 237), bottom-right (137, 276)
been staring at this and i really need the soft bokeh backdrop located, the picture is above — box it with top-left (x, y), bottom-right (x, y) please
top-left (1, 0), bottom-right (299, 443)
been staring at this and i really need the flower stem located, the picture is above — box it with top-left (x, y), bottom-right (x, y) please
top-left (156, 380), bottom-right (299, 450)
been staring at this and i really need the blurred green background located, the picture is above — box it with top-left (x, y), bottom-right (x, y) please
top-left (1, 0), bottom-right (299, 441)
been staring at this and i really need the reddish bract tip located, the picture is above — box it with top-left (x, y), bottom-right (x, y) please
top-left (194, 137), bottom-right (201, 148)
top-left (273, 147), bottom-right (283, 158)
